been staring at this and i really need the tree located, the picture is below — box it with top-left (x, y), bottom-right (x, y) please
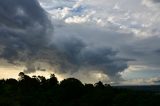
top-left (60, 78), bottom-right (84, 102)
top-left (95, 81), bottom-right (105, 88)
top-left (46, 74), bottom-right (58, 87)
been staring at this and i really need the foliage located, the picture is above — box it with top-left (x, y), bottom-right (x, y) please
top-left (0, 72), bottom-right (160, 106)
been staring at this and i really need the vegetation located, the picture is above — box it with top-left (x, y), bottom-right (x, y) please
top-left (0, 72), bottom-right (160, 106)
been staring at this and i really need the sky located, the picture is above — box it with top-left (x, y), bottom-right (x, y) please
top-left (0, 0), bottom-right (160, 85)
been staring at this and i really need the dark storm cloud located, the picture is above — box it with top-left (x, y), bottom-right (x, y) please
top-left (155, 49), bottom-right (160, 53)
top-left (0, 0), bottom-right (54, 73)
top-left (0, 0), bottom-right (130, 77)
top-left (55, 38), bottom-right (130, 77)
top-left (79, 47), bottom-right (129, 77)
top-left (121, 36), bottom-right (160, 68)
top-left (152, 0), bottom-right (160, 3)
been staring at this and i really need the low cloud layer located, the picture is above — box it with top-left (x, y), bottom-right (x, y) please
top-left (55, 37), bottom-right (129, 77)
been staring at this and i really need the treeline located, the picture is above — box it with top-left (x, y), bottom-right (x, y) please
top-left (0, 72), bottom-right (160, 106)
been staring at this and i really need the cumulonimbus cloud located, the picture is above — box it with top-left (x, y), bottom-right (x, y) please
top-left (0, 0), bottom-right (130, 81)
top-left (0, 0), bottom-right (54, 72)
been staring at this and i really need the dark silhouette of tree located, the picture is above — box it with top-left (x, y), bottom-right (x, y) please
top-left (60, 78), bottom-right (84, 89)
top-left (95, 81), bottom-right (105, 88)
top-left (47, 74), bottom-right (58, 87)
top-left (85, 83), bottom-right (94, 90)
top-left (59, 78), bottom-right (84, 103)
top-left (0, 72), bottom-right (160, 106)
top-left (38, 75), bottom-right (47, 85)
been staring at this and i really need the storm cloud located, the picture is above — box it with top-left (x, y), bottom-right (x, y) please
top-left (0, 0), bottom-right (130, 81)
top-left (54, 37), bottom-right (129, 78)
top-left (152, 0), bottom-right (160, 3)
top-left (0, 0), bottom-right (54, 72)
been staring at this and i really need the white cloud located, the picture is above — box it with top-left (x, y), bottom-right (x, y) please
top-left (39, 0), bottom-right (160, 38)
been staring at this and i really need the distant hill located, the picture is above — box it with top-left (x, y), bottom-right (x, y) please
top-left (114, 85), bottom-right (160, 92)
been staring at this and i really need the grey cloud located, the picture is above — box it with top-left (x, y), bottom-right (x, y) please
top-left (122, 77), bottom-right (160, 85)
top-left (155, 49), bottom-right (160, 53)
top-left (78, 47), bottom-right (128, 77)
top-left (0, 0), bottom-right (130, 80)
top-left (121, 36), bottom-right (160, 68)
top-left (54, 37), bottom-right (130, 78)
top-left (0, 0), bottom-right (54, 72)
top-left (152, 0), bottom-right (160, 3)
top-left (39, 0), bottom-right (160, 83)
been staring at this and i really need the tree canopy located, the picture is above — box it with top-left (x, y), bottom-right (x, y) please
top-left (0, 72), bottom-right (160, 106)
